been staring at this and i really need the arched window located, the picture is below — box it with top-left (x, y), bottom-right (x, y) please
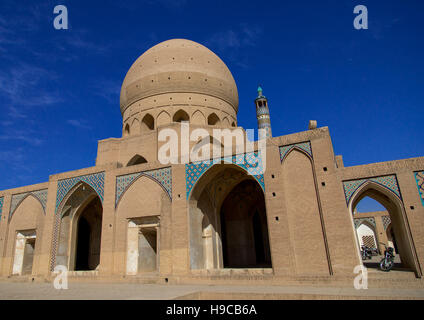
top-left (207, 113), bottom-right (220, 126)
top-left (173, 110), bottom-right (189, 123)
top-left (127, 155), bottom-right (148, 166)
top-left (141, 114), bottom-right (154, 131)
top-left (124, 123), bottom-right (130, 137)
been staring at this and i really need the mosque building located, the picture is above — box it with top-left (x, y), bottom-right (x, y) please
top-left (0, 39), bottom-right (423, 283)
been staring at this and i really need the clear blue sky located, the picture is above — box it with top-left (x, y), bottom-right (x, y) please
top-left (0, 1), bottom-right (423, 211)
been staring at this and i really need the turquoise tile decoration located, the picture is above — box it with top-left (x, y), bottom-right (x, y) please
top-left (55, 172), bottom-right (105, 213)
top-left (9, 189), bottom-right (48, 219)
top-left (382, 215), bottom-right (392, 230)
top-left (414, 171), bottom-right (424, 207)
top-left (51, 171), bottom-right (105, 271)
top-left (354, 217), bottom-right (376, 229)
top-left (116, 167), bottom-right (172, 206)
top-left (0, 197), bottom-right (3, 220)
top-left (279, 142), bottom-right (312, 162)
top-left (185, 151), bottom-right (265, 199)
top-left (343, 175), bottom-right (401, 205)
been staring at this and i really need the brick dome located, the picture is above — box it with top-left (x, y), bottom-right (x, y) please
top-left (119, 39), bottom-right (239, 116)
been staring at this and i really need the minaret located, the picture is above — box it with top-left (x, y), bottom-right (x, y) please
top-left (254, 85), bottom-right (272, 139)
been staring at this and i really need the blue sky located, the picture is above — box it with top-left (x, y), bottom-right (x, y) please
top-left (0, 1), bottom-right (423, 211)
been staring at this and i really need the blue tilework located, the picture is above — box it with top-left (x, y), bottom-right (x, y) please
top-left (414, 171), bottom-right (424, 207)
top-left (185, 151), bottom-right (265, 199)
top-left (116, 167), bottom-right (172, 206)
top-left (382, 215), bottom-right (391, 230)
top-left (9, 189), bottom-right (48, 218)
top-left (0, 197), bottom-right (3, 220)
top-left (279, 142), bottom-right (312, 162)
top-left (55, 172), bottom-right (105, 213)
top-left (354, 217), bottom-right (376, 229)
top-left (343, 175), bottom-right (401, 205)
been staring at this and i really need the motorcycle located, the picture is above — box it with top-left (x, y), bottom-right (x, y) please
top-left (361, 245), bottom-right (373, 260)
top-left (379, 244), bottom-right (395, 272)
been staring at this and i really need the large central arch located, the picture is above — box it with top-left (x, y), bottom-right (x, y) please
top-left (55, 182), bottom-right (103, 271)
top-left (349, 181), bottom-right (421, 277)
top-left (189, 164), bottom-right (272, 270)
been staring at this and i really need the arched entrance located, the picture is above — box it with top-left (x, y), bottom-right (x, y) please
top-left (220, 179), bottom-right (271, 268)
top-left (349, 182), bottom-right (421, 276)
top-left (189, 164), bottom-right (272, 270)
top-left (74, 197), bottom-right (102, 271)
top-left (56, 183), bottom-right (103, 271)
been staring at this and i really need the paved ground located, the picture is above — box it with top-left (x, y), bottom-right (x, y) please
top-left (0, 281), bottom-right (423, 300)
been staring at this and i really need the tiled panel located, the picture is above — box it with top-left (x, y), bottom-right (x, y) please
top-left (343, 175), bottom-right (401, 205)
top-left (382, 215), bottom-right (392, 230)
top-left (55, 172), bottom-right (105, 213)
top-left (354, 217), bottom-right (376, 229)
top-left (279, 142), bottom-right (313, 162)
top-left (116, 167), bottom-right (172, 206)
top-left (414, 171), bottom-right (424, 207)
top-left (9, 189), bottom-right (48, 218)
top-left (185, 151), bottom-right (265, 199)
top-left (0, 197), bottom-right (3, 220)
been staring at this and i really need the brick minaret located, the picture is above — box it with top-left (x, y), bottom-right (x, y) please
top-left (254, 85), bottom-right (272, 139)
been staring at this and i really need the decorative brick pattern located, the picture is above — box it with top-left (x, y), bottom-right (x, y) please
top-left (382, 215), bottom-right (391, 230)
top-left (0, 197), bottom-right (3, 220)
top-left (9, 189), bottom-right (48, 219)
top-left (362, 235), bottom-right (377, 249)
top-left (185, 151), bottom-right (265, 199)
top-left (116, 167), bottom-right (172, 206)
top-left (50, 213), bottom-right (61, 271)
top-left (343, 175), bottom-right (401, 205)
top-left (279, 142), bottom-right (313, 162)
top-left (414, 171), bottom-right (424, 207)
top-left (55, 172), bottom-right (105, 213)
top-left (51, 172), bottom-right (105, 270)
top-left (354, 217), bottom-right (376, 229)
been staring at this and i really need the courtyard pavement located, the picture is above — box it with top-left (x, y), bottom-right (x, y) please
top-left (0, 281), bottom-right (424, 300)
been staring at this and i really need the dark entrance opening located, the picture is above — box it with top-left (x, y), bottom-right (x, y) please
top-left (75, 217), bottom-right (91, 270)
top-left (74, 197), bottom-right (103, 271)
top-left (220, 179), bottom-right (271, 268)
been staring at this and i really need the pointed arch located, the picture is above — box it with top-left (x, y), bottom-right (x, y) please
top-left (114, 175), bottom-right (171, 275)
top-left (127, 155), bottom-right (148, 167)
top-left (207, 113), bottom-right (220, 126)
top-left (279, 142), bottom-right (313, 163)
top-left (116, 172), bottom-right (172, 208)
top-left (9, 193), bottom-right (46, 221)
top-left (173, 109), bottom-right (189, 123)
top-left (188, 163), bottom-right (271, 270)
top-left (281, 149), bottom-right (330, 275)
top-left (9, 194), bottom-right (45, 222)
top-left (7, 195), bottom-right (44, 276)
top-left (141, 113), bottom-right (154, 131)
top-left (123, 123), bottom-right (130, 137)
top-left (192, 110), bottom-right (206, 125)
top-left (348, 180), bottom-right (422, 277)
top-left (157, 110), bottom-right (171, 127)
top-left (131, 118), bottom-right (141, 135)
top-left (222, 117), bottom-right (230, 127)
top-left (52, 181), bottom-right (103, 271)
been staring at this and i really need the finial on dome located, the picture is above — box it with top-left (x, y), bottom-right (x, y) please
top-left (257, 85), bottom-right (263, 97)
top-left (256, 85), bottom-right (266, 99)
